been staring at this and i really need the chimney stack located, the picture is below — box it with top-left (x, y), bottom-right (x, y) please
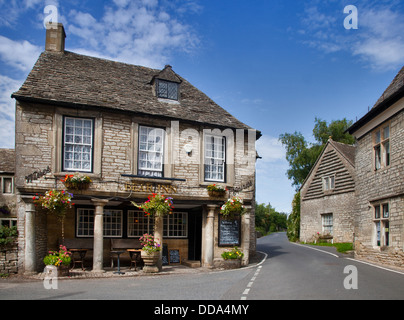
top-left (45, 23), bottom-right (66, 52)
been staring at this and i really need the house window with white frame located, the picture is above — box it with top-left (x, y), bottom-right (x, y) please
top-left (204, 134), bottom-right (226, 182)
top-left (164, 212), bottom-right (188, 238)
top-left (373, 124), bottom-right (390, 170)
top-left (77, 208), bottom-right (123, 238)
top-left (323, 175), bottom-right (335, 191)
top-left (138, 126), bottom-right (165, 178)
top-left (374, 203), bottom-right (389, 247)
top-left (322, 213), bottom-right (333, 235)
top-left (63, 117), bottom-right (94, 172)
top-left (127, 210), bottom-right (155, 237)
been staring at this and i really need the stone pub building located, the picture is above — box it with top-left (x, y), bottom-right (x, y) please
top-left (12, 24), bottom-right (259, 274)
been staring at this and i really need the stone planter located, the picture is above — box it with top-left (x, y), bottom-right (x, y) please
top-left (222, 259), bottom-right (242, 270)
top-left (141, 250), bottom-right (160, 273)
top-left (58, 265), bottom-right (70, 277)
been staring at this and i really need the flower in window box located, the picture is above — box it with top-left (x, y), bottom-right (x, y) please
top-left (62, 173), bottom-right (91, 190)
top-left (220, 196), bottom-right (245, 220)
top-left (207, 184), bottom-right (227, 197)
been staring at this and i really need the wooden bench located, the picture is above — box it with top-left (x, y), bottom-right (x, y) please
top-left (110, 239), bottom-right (143, 270)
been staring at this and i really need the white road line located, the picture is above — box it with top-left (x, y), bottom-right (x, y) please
top-left (291, 242), bottom-right (339, 258)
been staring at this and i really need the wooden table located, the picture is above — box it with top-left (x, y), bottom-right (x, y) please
top-left (69, 249), bottom-right (88, 271)
top-left (127, 249), bottom-right (142, 271)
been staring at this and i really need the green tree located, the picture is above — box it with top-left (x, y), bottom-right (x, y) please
top-left (279, 118), bottom-right (354, 190)
top-left (286, 192), bottom-right (300, 242)
top-left (255, 203), bottom-right (287, 235)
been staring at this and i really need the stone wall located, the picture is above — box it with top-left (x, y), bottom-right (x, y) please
top-left (354, 109), bottom-right (404, 268)
top-left (0, 243), bottom-right (18, 274)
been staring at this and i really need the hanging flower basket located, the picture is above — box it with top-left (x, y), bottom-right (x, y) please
top-left (220, 196), bottom-right (246, 220)
top-left (62, 173), bottom-right (91, 190)
top-left (207, 184), bottom-right (227, 198)
top-left (132, 193), bottom-right (174, 217)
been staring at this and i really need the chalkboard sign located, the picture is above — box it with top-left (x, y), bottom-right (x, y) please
top-left (169, 249), bottom-right (181, 264)
top-left (219, 216), bottom-right (241, 247)
top-left (162, 244), bottom-right (169, 266)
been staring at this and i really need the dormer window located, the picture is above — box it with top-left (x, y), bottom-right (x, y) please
top-left (157, 79), bottom-right (179, 101)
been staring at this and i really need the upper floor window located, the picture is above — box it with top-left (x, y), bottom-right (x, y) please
top-left (157, 80), bottom-right (179, 101)
top-left (373, 124), bottom-right (390, 170)
top-left (0, 176), bottom-right (13, 194)
top-left (63, 117), bottom-right (94, 173)
top-left (204, 134), bottom-right (226, 182)
top-left (138, 126), bottom-right (165, 178)
top-left (322, 175), bottom-right (335, 191)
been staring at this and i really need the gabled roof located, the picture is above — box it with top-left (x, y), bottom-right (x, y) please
top-left (348, 66), bottom-right (404, 134)
top-left (12, 51), bottom-right (255, 133)
top-left (300, 139), bottom-right (355, 200)
top-left (0, 149), bottom-right (15, 174)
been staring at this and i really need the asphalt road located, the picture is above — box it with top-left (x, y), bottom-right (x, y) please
top-left (1, 232), bottom-right (403, 301)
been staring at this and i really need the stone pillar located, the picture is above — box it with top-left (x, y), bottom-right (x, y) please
top-left (91, 199), bottom-right (108, 273)
top-left (154, 215), bottom-right (163, 272)
top-left (241, 205), bottom-right (251, 267)
top-left (202, 205), bottom-right (216, 268)
top-left (24, 201), bottom-right (36, 275)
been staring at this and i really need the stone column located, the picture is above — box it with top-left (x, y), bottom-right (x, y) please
top-left (24, 200), bottom-right (36, 275)
top-left (241, 205), bottom-right (252, 267)
top-left (91, 199), bottom-right (108, 273)
top-left (154, 215), bottom-right (163, 272)
top-left (202, 205), bottom-right (216, 268)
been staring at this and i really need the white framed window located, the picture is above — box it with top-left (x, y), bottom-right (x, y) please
top-left (127, 210), bottom-right (155, 237)
top-left (138, 126), bottom-right (165, 177)
top-left (77, 208), bottom-right (123, 238)
top-left (204, 135), bottom-right (226, 182)
top-left (322, 213), bottom-right (333, 235)
top-left (164, 212), bottom-right (188, 238)
top-left (104, 210), bottom-right (123, 237)
top-left (373, 124), bottom-right (390, 170)
top-left (322, 175), bottom-right (335, 191)
top-left (157, 80), bottom-right (179, 100)
top-left (0, 176), bottom-right (14, 194)
top-left (373, 203), bottom-right (389, 247)
top-left (63, 117), bottom-right (94, 172)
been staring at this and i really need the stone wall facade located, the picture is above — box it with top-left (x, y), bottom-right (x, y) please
top-left (15, 100), bottom-right (257, 273)
top-left (0, 244), bottom-right (18, 274)
top-left (353, 107), bottom-right (404, 268)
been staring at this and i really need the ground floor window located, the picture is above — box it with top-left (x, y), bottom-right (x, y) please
top-left (0, 218), bottom-right (16, 227)
top-left (321, 213), bottom-right (333, 235)
top-left (374, 203), bottom-right (389, 247)
top-left (77, 208), bottom-right (187, 238)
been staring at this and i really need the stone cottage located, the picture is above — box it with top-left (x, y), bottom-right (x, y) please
top-left (300, 139), bottom-right (356, 243)
top-left (11, 23), bottom-right (260, 274)
top-left (0, 149), bottom-right (16, 228)
top-left (348, 66), bottom-right (404, 269)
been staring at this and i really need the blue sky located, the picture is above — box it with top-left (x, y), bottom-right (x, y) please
top-left (1, 0), bottom-right (404, 213)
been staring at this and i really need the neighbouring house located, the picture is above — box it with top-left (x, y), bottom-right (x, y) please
top-left (300, 139), bottom-right (356, 244)
top-left (11, 23), bottom-right (260, 274)
top-left (0, 149), bottom-right (16, 228)
top-left (348, 66), bottom-right (404, 269)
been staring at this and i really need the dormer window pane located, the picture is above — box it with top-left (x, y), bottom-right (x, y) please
top-left (157, 80), bottom-right (178, 100)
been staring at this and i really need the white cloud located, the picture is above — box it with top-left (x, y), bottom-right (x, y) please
top-left (0, 75), bottom-right (21, 148)
top-left (256, 135), bottom-right (285, 163)
top-left (0, 36), bottom-right (42, 71)
top-left (298, 1), bottom-right (404, 70)
top-left (66, 1), bottom-right (200, 68)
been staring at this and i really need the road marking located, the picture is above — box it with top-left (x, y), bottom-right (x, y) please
top-left (241, 263), bottom-right (264, 300)
top-left (291, 242), bottom-right (339, 258)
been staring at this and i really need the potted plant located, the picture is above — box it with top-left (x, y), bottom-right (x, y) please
top-left (220, 196), bottom-right (246, 220)
top-left (43, 245), bottom-right (72, 277)
top-left (139, 234), bottom-right (161, 273)
top-left (62, 173), bottom-right (91, 190)
top-left (207, 184), bottom-right (227, 197)
top-left (221, 247), bottom-right (244, 269)
top-left (132, 195), bottom-right (174, 272)
top-left (33, 190), bottom-right (74, 242)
